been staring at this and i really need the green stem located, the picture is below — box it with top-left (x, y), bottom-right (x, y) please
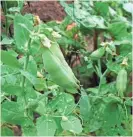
top-left (98, 59), bottom-right (102, 76)
top-left (2, 72), bottom-right (20, 78)
top-left (2, 1), bottom-right (8, 35)
top-left (98, 69), bottom-right (108, 91)
top-left (21, 38), bottom-right (31, 106)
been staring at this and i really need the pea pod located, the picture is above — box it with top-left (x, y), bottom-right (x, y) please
top-left (42, 43), bottom-right (79, 93)
top-left (90, 47), bottom-right (105, 60)
top-left (50, 43), bottom-right (80, 84)
top-left (116, 68), bottom-right (127, 97)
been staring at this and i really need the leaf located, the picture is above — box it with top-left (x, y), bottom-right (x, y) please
top-left (103, 103), bottom-right (121, 127)
top-left (79, 91), bottom-right (91, 120)
top-left (1, 37), bottom-right (14, 45)
top-left (2, 85), bottom-right (23, 96)
top-left (48, 92), bottom-right (75, 115)
top-left (7, 50), bottom-right (18, 57)
top-left (1, 101), bottom-right (25, 124)
top-left (1, 50), bottom-right (21, 69)
top-left (100, 82), bottom-right (117, 95)
top-left (35, 94), bottom-right (47, 115)
top-left (94, 2), bottom-right (109, 16)
top-left (54, 117), bottom-right (63, 135)
top-left (25, 87), bottom-right (37, 99)
top-left (107, 61), bottom-right (121, 74)
top-left (108, 22), bottom-right (128, 40)
top-left (8, 7), bottom-right (20, 12)
top-left (20, 70), bottom-right (46, 90)
top-left (89, 120), bottom-right (103, 132)
top-left (36, 116), bottom-right (57, 136)
top-left (123, 3), bottom-right (133, 13)
top-left (22, 125), bottom-right (37, 136)
top-left (1, 127), bottom-right (14, 136)
top-left (102, 94), bottom-right (122, 104)
top-left (27, 56), bottom-right (37, 76)
top-left (86, 101), bottom-right (105, 132)
top-left (61, 116), bottom-right (83, 134)
top-left (82, 15), bottom-right (106, 29)
top-left (124, 97), bottom-right (132, 106)
top-left (119, 44), bottom-right (132, 56)
top-left (30, 37), bottom-right (41, 56)
top-left (14, 14), bottom-right (33, 49)
top-left (1, 65), bottom-right (19, 85)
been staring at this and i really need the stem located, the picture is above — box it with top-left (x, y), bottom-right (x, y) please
top-left (2, 1), bottom-right (8, 35)
top-left (4, 96), bottom-right (11, 102)
top-left (93, 29), bottom-right (99, 85)
top-left (21, 38), bottom-right (31, 106)
top-left (2, 72), bottom-right (20, 78)
top-left (93, 29), bottom-right (98, 50)
top-left (98, 69), bottom-right (108, 91)
top-left (98, 59), bottom-right (102, 76)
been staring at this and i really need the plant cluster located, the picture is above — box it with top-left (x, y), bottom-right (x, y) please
top-left (1, 0), bottom-right (132, 136)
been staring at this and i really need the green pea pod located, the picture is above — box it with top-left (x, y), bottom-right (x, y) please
top-left (116, 68), bottom-right (127, 97)
top-left (90, 47), bottom-right (105, 60)
top-left (42, 43), bottom-right (79, 94)
top-left (50, 43), bottom-right (80, 84)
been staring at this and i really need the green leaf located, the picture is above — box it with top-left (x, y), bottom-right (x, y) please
top-left (82, 15), bottom-right (106, 29)
top-left (30, 37), bottom-right (41, 56)
top-left (22, 125), bottom-right (37, 136)
top-left (89, 120), bottom-right (103, 132)
top-left (1, 65), bottom-right (19, 85)
top-left (27, 56), bottom-right (37, 76)
top-left (36, 116), bottom-right (57, 136)
top-left (54, 117), bottom-right (63, 135)
top-left (94, 2), bottom-right (109, 16)
top-left (79, 91), bottom-right (91, 120)
top-left (35, 94), bottom-right (47, 115)
top-left (108, 22), bottom-right (128, 40)
top-left (103, 103), bottom-right (121, 127)
top-left (8, 7), bottom-right (20, 12)
top-left (124, 97), bottom-right (132, 106)
top-left (1, 37), bottom-right (14, 45)
top-left (107, 61), bottom-right (121, 74)
top-left (86, 100), bottom-right (105, 132)
top-left (1, 101), bottom-right (25, 124)
top-left (123, 3), bottom-right (133, 13)
top-left (119, 44), bottom-right (132, 57)
top-left (1, 50), bottom-right (21, 69)
top-left (14, 14), bottom-right (33, 49)
top-left (100, 82), bottom-right (117, 95)
top-left (2, 85), bottom-right (23, 96)
top-left (7, 50), bottom-right (18, 57)
top-left (20, 70), bottom-right (46, 90)
top-left (48, 92), bottom-right (75, 115)
top-left (102, 94), bottom-right (122, 104)
top-left (61, 116), bottom-right (83, 134)
top-left (1, 127), bottom-right (14, 136)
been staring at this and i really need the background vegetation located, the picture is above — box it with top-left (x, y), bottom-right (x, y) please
top-left (1, 0), bottom-right (132, 136)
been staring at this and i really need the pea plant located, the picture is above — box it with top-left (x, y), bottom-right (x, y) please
top-left (1, 0), bottom-right (132, 136)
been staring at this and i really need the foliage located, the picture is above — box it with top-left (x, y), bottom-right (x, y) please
top-left (1, 0), bottom-right (132, 136)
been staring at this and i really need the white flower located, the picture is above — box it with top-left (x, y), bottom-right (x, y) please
top-left (52, 31), bottom-right (61, 38)
top-left (42, 37), bottom-right (51, 48)
top-left (84, 56), bottom-right (88, 61)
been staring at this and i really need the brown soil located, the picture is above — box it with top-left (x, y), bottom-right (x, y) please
top-left (22, 1), bottom-right (66, 22)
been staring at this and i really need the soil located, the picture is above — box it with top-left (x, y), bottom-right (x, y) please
top-left (22, 1), bottom-right (66, 22)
